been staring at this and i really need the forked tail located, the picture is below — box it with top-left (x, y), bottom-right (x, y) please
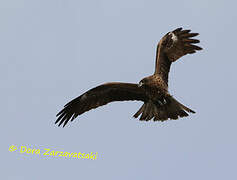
top-left (133, 96), bottom-right (195, 121)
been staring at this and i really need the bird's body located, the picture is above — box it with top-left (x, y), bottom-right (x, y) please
top-left (55, 27), bottom-right (202, 127)
top-left (133, 74), bottom-right (195, 121)
top-left (138, 75), bottom-right (168, 106)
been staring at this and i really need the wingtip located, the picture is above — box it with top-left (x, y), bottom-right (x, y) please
top-left (173, 27), bottom-right (183, 32)
top-left (54, 119), bottom-right (63, 127)
top-left (63, 121), bottom-right (68, 127)
top-left (55, 118), bottom-right (60, 124)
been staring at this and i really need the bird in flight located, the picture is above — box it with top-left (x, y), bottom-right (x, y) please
top-left (55, 27), bottom-right (202, 127)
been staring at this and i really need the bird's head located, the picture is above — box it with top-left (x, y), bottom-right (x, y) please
top-left (138, 77), bottom-right (149, 87)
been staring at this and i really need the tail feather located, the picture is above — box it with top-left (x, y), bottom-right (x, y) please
top-left (153, 106), bottom-right (159, 118)
top-left (178, 110), bottom-right (189, 117)
top-left (133, 104), bottom-right (145, 118)
top-left (146, 104), bottom-right (155, 121)
top-left (140, 104), bottom-right (148, 120)
top-left (158, 106), bottom-right (168, 121)
top-left (171, 98), bottom-right (195, 113)
top-left (133, 96), bottom-right (195, 121)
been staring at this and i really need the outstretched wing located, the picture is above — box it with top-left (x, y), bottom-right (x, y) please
top-left (55, 82), bottom-right (148, 127)
top-left (154, 27), bottom-right (202, 84)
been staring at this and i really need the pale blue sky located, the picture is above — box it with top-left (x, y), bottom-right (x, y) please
top-left (1, 0), bottom-right (237, 179)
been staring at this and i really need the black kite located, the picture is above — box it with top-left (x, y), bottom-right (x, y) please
top-left (55, 27), bottom-right (202, 127)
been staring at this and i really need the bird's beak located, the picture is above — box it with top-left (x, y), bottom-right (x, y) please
top-left (138, 82), bottom-right (144, 87)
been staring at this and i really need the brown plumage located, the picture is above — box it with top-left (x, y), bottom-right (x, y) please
top-left (55, 27), bottom-right (202, 127)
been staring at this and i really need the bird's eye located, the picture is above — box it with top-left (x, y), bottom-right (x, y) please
top-left (138, 81), bottom-right (144, 87)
